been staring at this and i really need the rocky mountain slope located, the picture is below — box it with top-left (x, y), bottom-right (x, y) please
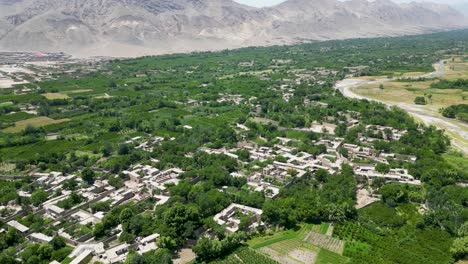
top-left (0, 0), bottom-right (466, 57)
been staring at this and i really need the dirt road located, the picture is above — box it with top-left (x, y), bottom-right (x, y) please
top-left (334, 61), bottom-right (468, 154)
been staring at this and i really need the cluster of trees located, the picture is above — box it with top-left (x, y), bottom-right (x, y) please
top-left (18, 237), bottom-right (71, 264)
top-left (193, 232), bottom-right (247, 262)
top-left (124, 249), bottom-right (173, 264)
top-left (414, 96), bottom-right (427, 105)
top-left (379, 183), bottom-right (424, 207)
top-left (0, 125), bottom-right (46, 148)
top-left (31, 188), bottom-right (48, 207)
top-left (0, 181), bottom-right (20, 205)
top-left (441, 104), bottom-right (468, 122)
top-left (0, 228), bottom-right (22, 262)
top-left (451, 222), bottom-right (468, 259)
top-left (56, 192), bottom-right (84, 209)
top-left (431, 78), bottom-right (468, 91)
top-left (93, 202), bottom-right (145, 239)
top-left (262, 165), bottom-right (357, 228)
top-left (335, 203), bottom-right (455, 264)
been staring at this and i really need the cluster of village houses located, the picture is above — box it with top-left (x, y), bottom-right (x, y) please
top-left (1, 163), bottom-right (266, 263)
top-left (0, 61), bottom-right (422, 263)
top-left (204, 118), bottom-right (419, 194)
top-left (1, 103), bottom-right (420, 263)
top-left (2, 165), bottom-right (175, 264)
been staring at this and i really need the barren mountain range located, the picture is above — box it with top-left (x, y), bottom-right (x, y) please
top-left (0, 0), bottom-right (466, 57)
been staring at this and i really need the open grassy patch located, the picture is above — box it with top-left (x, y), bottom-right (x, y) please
top-left (316, 248), bottom-right (349, 264)
top-left (73, 150), bottom-right (102, 159)
top-left (0, 101), bottom-right (14, 107)
top-left (351, 56), bottom-right (468, 111)
top-left (0, 112), bottom-right (36, 122)
top-left (349, 56), bottom-right (468, 153)
top-left (267, 238), bottom-right (305, 255)
top-left (304, 231), bottom-right (345, 254)
top-left (444, 60), bottom-right (468, 81)
top-left (352, 80), bottom-right (467, 111)
top-left (65, 89), bottom-right (93, 94)
top-left (0, 163), bottom-right (16, 172)
top-left (2, 116), bottom-right (71, 133)
top-left (249, 230), bottom-right (299, 249)
top-left (259, 238), bottom-right (320, 264)
top-left (248, 224), bottom-right (312, 249)
top-left (312, 223), bottom-right (331, 235)
top-left (42, 93), bottom-right (70, 100)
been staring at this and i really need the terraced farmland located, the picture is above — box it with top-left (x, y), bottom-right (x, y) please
top-left (304, 232), bottom-right (345, 254)
top-left (312, 223), bottom-right (331, 234)
top-left (210, 247), bottom-right (278, 264)
top-left (248, 224), bottom-right (348, 263)
top-left (267, 238), bottom-right (305, 255)
top-left (258, 238), bottom-right (321, 264)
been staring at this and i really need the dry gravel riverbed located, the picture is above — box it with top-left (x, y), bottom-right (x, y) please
top-left (335, 61), bottom-right (468, 154)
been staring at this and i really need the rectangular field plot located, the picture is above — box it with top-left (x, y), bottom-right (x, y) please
top-left (312, 223), bottom-right (330, 234)
top-left (316, 249), bottom-right (349, 264)
top-left (42, 93), bottom-right (70, 100)
top-left (304, 232), bottom-right (345, 255)
top-left (2, 116), bottom-right (70, 133)
top-left (0, 112), bottom-right (36, 122)
top-left (258, 238), bottom-right (320, 264)
top-left (210, 247), bottom-right (278, 264)
top-left (267, 238), bottom-right (305, 255)
top-left (248, 224), bottom-right (312, 249)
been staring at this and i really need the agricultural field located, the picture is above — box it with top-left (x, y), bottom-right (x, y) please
top-left (0, 30), bottom-right (467, 264)
top-left (2, 116), bottom-right (70, 133)
top-left (42, 92), bottom-right (70, 100)
top-left (351, 79), bottom-right (467, 111)
top-left (348, 56), bottom-right (468, 153)
top-left (304, 232), bottom-right (345, 254)
top-left (0, 112), bottom-right (35, 123)
top-left (316, 249), bottom-right (349, 264)
top-left (258, 238), bottom-right (320, 264)
top-left (248, 224), bottom-right (313, 249)
top-left (350, 55), bottom-right (468, 111)
top-left (66, 89), bottom-right (93, 94)
top-left (249, 224), bottom-right (348, 264)
top-left (334, 203), bottom-right (454, 264)
top-left (210, 247), bottom-right (278, 264)
top-left (444, 56), bottom-right (468, 81)
top-left (312, 223), bottom-right (331, 235)
top-left (0, 101), bottom-right (13, 107)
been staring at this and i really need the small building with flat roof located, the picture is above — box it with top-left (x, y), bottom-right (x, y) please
top-left (7, 220), bottom-right (29, 233)
top-left (30, 232), bottom-right (53, 243)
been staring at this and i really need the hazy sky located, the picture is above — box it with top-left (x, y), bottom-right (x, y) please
top-left (234, 0), bottom-right (466, 8)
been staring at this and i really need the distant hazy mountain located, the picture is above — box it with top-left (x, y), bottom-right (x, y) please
top-left (0, 0), bottom-right (465, 57)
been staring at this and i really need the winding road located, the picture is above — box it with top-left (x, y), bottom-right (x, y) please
top-left (334, 61), bottom-right (468, 154)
